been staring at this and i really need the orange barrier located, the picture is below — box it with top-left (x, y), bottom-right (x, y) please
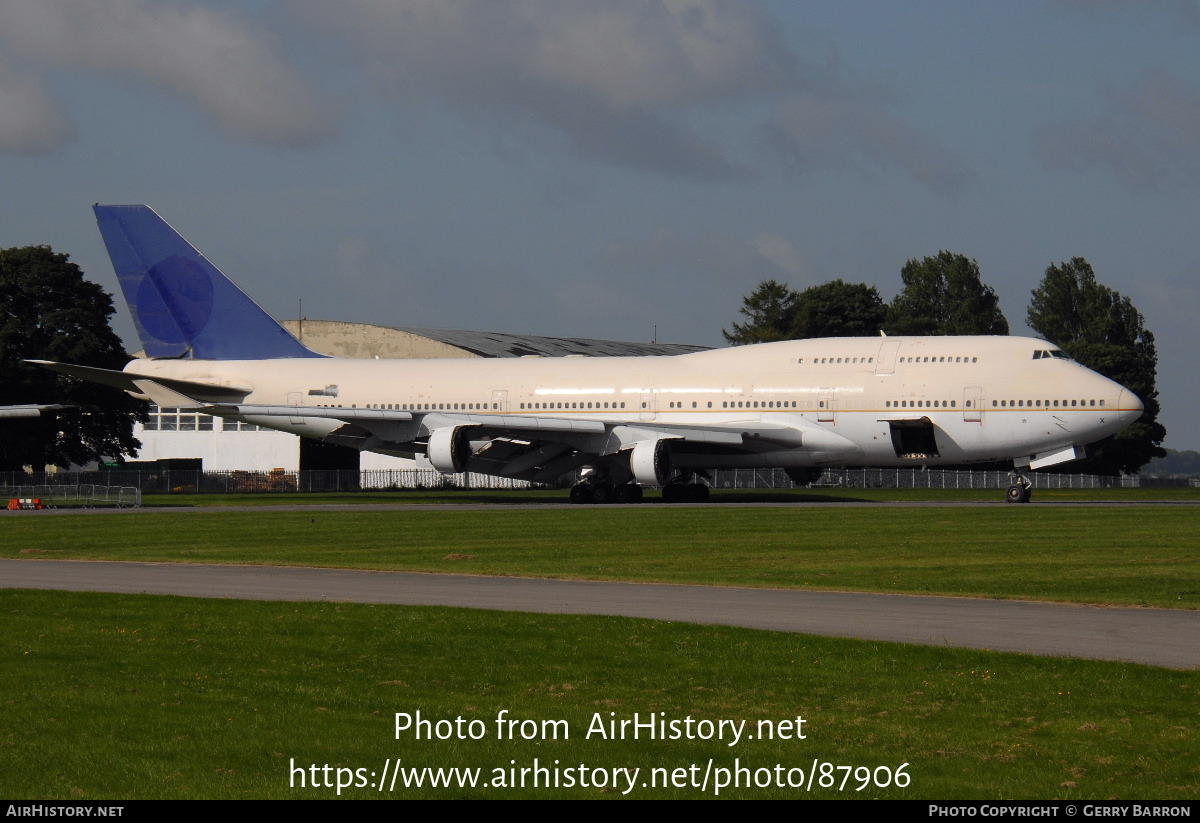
top-left (7, 498), bottom-right (44, 510)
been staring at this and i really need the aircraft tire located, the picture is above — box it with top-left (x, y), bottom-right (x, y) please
top-left (612, 483), bottom-right (640, 504)
top-left (569, 483), bottom-right (591, 504)
top-left (1005, 484), bottom-right (1031, 504)
top-left (684, 483), bottom-right (710, 503)
top-left (661, 483), bottom-right (684, 503)
top-left (590, 484), bottom-right (613, 504)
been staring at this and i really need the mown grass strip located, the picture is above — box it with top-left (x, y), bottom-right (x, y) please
top-left (2, 590), bottom-right (1195, 799)
top-left (3, 506), bottom-right (1197, 608)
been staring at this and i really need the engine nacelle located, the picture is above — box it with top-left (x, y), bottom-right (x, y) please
top-left (428, 426), bottom-right (475, 473)
top-left (630, 438), bottom-right (672, 486)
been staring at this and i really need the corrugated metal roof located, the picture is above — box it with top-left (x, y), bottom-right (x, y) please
top-left (389, 326), bottom-right (710, 358)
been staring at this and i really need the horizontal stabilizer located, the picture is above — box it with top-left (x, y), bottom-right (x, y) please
top-left (28, 360), bottom-right (251, 405)
top-left (0, 404), bottom-right (69, 418)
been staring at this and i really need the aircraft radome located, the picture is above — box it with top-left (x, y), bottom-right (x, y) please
top-left (32, 205), bottom-right (1144, 504)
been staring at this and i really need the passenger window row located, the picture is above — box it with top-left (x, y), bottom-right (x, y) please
top-left (885, 400), bottom-right (956, 408)
top-left (799, 357), bottom-right (875, 364)
top-left (993, 399), bottom-right (1103, 408)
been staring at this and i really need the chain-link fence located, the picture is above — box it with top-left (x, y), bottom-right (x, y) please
top-left (802, 468), bottom-right (1142, 489)
top-left (0, 467), bottom-right (1179, 495)
top-left (1, 484), bottom-right (142, 507)
top-left (706, 467), bottom-right (1146, 489)
top-left (0, 470), bottom-right (544, 495)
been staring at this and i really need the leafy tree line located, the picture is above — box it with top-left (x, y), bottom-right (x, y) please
top-left (1026, 258), bottom-right (1165, 474)
top-left (725, 251), bottom-right (1164, 474)
top-left (1141, 449), bottom-right (1200, 478)
top-left (724, 252), bottom-right (1008, 344)
top-left (0, 246), bottom-right (144, 471)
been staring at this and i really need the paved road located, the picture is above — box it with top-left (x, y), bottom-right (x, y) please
top-left (3, 559), bottom-right (1197, 669)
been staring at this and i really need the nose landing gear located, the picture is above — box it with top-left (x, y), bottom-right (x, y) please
top-left (1005, 470), bottom-right (1032, 503)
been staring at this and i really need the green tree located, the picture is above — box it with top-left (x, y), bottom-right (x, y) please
top-left (1027, 257), bottom-right (1165, 475)
top-left (726, 278), bottom-right (888, 345)
top-left (0, 246), bottom-right (145, 471)
top-left (886, 251), bottom-right (1009, 335)
top-left (723, 279), bottom-right (797, 345)
top-left (790, 279), bottom-right (887, 338)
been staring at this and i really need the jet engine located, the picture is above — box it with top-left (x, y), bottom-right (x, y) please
top-left (630, 438), bottom-right (672, 486)
top-left (428, 425), bottom-right (476, 474)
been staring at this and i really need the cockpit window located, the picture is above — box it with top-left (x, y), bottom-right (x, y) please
top-left (1032, 349), bottom-right (1070, 360)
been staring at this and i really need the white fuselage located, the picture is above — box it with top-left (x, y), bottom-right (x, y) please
top-left (123, 335), bottom-right (1141, 471)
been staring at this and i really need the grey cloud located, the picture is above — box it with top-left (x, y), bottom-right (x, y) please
top-left (0, 57), bottom-right (74, 154)
top-left (594, 226), bottom-right (812, 342)
top-left (1036, 69), bottom-right (1200, 190)
top-left (0, 0), bottom-right (332, 149)
top-left (764, 92), bottom-right (974, 196)
top-left (294, 1), bottom-right (797, 109)
top-left (289, 0), bottom-right (969, 191)
top-left (1056, 0), bottom-right (1199, 26)
top-left (290, 0), bottom-right (796, 180)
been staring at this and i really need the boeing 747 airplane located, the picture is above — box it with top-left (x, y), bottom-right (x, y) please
top-left (33, 205), bottom-right (1143, 503)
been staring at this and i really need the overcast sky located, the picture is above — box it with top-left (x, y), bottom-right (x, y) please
top-left (2, 1), bottom-right (1197, 448)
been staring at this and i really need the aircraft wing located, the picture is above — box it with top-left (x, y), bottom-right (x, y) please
top-left (202, 404), bottom-right (604, 433)
top-left (199, 403), bottom-right (831, 445)
top-left (22, 356), bottom-right (861, 483)
top-left (198, 403), bottom-right (858, 483)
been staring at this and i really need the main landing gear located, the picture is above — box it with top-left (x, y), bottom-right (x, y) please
top-left (569, 481), bottom-right (644, 505)
top-left (567, 477), bottom-right (711, 504)
top-left (1005, 470), bottom-right (1032, 504)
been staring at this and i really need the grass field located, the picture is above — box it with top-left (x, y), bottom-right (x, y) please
top-left (3, 492), bottom-right (1197, 800)
top-left (3, 504), bottom-right (1197, 608)
top-left (2, 589), bottom-right (1196, 800)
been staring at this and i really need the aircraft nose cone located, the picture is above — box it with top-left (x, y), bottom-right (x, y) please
top-left (1118, 389), bottom-right (1144, 425)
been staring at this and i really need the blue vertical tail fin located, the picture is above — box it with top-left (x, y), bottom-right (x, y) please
top-left (94, 204), bottom-right (324, 359)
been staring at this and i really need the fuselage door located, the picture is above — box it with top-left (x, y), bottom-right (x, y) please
top-left (491, 389), bottom-right (509, 413)
top-left (875, 340), bottom-right (901, 375)
top-left (818, 391), bottom-right (835, 423)
top-left (640, 393), bottom-right (656, 422)
top-left (963, 386), bottom-right (982, 423)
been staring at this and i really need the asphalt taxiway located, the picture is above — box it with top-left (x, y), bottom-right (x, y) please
top-left (3, 558), bottom-right (1197, 669)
